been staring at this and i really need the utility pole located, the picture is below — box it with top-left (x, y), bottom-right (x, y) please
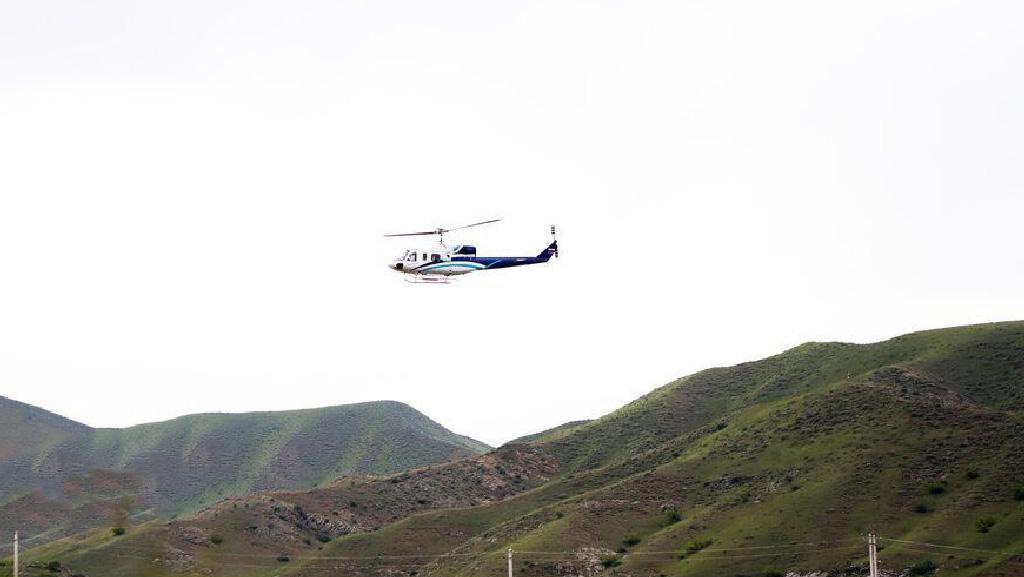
top-left (507, 547), bottom-right (513, 577)
top-left (867, 533), bottom-right (878, 577)
top-left (12, 531), bottom-right (18, 577)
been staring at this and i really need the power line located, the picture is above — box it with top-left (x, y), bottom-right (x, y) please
top-left (516, 539), bottom-right (863, 555)
top-left (88, 538), bottom-right (862, 561)
top-left (877, 537), bottom-right (1023, 557)
top-left (80, 545), bottom-right (483, 560)
top-left (60, 543), bottom-right (863, 568)
top-left (517, 545), bottom-right (865, 560)
top-left (16, 534), bottom-right (1022, 573)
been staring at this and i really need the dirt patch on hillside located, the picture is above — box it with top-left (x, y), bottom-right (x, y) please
top-left (169, 445), bottom-right (559, 557)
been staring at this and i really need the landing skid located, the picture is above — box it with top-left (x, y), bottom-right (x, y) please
top-left (404, 275), bottom-right (453, 284)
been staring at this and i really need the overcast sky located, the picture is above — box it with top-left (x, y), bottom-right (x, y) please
top-left (1, 0), bottom-right (1022, 446)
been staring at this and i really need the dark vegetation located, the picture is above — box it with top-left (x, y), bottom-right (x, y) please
top-left (974, 517), bottom-right (996, 533)
top-left (909, 559), bottom-right (937, 576)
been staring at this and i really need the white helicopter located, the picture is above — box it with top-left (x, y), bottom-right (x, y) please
top-left (385, 220), bottom-right (558, 283)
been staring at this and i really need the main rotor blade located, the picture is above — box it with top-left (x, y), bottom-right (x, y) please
top-left (383, 231), bottom-right (440, 237)
top-left (445, 219), bottom-right (502, 232)
top-left (384, 219), bottom-right (499, 238)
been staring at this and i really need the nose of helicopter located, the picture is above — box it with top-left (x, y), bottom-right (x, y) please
top-left (389, 262), bottom-right (403, 271)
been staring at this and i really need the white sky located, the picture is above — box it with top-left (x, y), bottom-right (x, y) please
top-left (1, 0), bottom-right (1022, 446)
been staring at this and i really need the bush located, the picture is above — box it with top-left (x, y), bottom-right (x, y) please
top-left (926, 482), bottom-right (945, 495)
top-left (600, 555), bottom-right (622, 568)
top-left (913, 502), bottom-right (932, 514)
top-left (210, 534), bottom-right (224, 545)
top-left (909, 559), bottom-right (936, 576)
top-left (277, 554), bottom-right (291, 562)
top-left (111, 527), bottom-right (126, 536)
top-left (662, 509), bottom-right (683, 526)
top-left (975, 517), bottom-right (996, 533)
top-left (622, 534), bottom-right (642, 547)
top-left (966, 470), bottom-right (979, 480)
top-left (765, 571), bottom-right (784, 577)
top-left (317, 534), bottom-right (332, 543)
top-left (1014, 486), bottom-right (1024, 501)
top-left (682, 538), bottom-right (714, 556)
top-left (46, 561), bottom-right (63, 573)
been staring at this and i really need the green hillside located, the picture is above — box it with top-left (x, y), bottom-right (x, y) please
top-left (0, 399), bottom-right (489, 549)
top-left (8, 321), bottom-right (1024, 577)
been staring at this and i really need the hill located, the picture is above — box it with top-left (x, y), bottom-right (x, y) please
top-left (8, 321), bottom-right (1024, 577)
top-left (0, 398), bottom-right (489, 549)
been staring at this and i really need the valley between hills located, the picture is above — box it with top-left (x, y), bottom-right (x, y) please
top-left (3, 321), bottom-right (1023, 577)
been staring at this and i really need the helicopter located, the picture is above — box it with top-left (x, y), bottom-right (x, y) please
top-left (385, 219), bottom-right (558, 283)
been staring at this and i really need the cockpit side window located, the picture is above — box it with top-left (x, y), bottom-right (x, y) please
top-left (406, 251), bottom-right (417, 262)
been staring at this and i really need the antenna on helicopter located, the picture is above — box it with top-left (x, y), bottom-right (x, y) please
top-left (384, 219), bottom-right (501, 245)
top-left (551, 225), bottom-right (559, 257)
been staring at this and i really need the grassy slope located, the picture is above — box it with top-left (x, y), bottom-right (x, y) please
top-left (509, 420), bottom-right (593, 446)
top-left (307, 322), bottom-right (1024, 577)
top-left (0, 400), bottom-right (489, 549)
top-left (10, 321), bottom-right (1024, 577)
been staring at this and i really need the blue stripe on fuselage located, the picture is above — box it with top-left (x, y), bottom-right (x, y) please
top-left (451, 256), bottom-right (545, 270)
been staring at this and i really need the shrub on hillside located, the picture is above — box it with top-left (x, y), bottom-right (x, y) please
top-left (975, 517), bottom-right (996, 533)
top-left (680, 538), bottom-right (714, 557)
top-left (277, 554), bottom-right (291, 562)
top-left (111, 527), bottom-right (126, 536)
top-left (909, 559), bottom-right (936, 576)
top-left (46, 561), bottom-right (62, 573)
top-left (622, 534), bottom-right (642, 547)
top-left (913, 502), bottom-right (932, 514)
top-left (210, 534), bottom-right (224, 545)
top-left (966, 470), bottom-right (979, 480)
top-left (662, 509), bottom-right (683, 526)
top-left (600, 555), bottom-right (622, 568)
top-left (764, 571), bottom-right (784, 577)
top-left (1014, 486), bottom-right (1024, 501)
top-left (926, 482), bottom-right (945, 495)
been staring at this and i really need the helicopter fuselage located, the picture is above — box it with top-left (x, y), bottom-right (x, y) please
top-left (389, 241), bottom-right (557, 278)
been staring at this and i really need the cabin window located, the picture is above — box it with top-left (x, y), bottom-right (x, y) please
top-left (406, 252), bottom-right (417, 262)
top-left (431, 254), bottom-right (441, 262)
top-left (422, 253), bottom-right (428, 261)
